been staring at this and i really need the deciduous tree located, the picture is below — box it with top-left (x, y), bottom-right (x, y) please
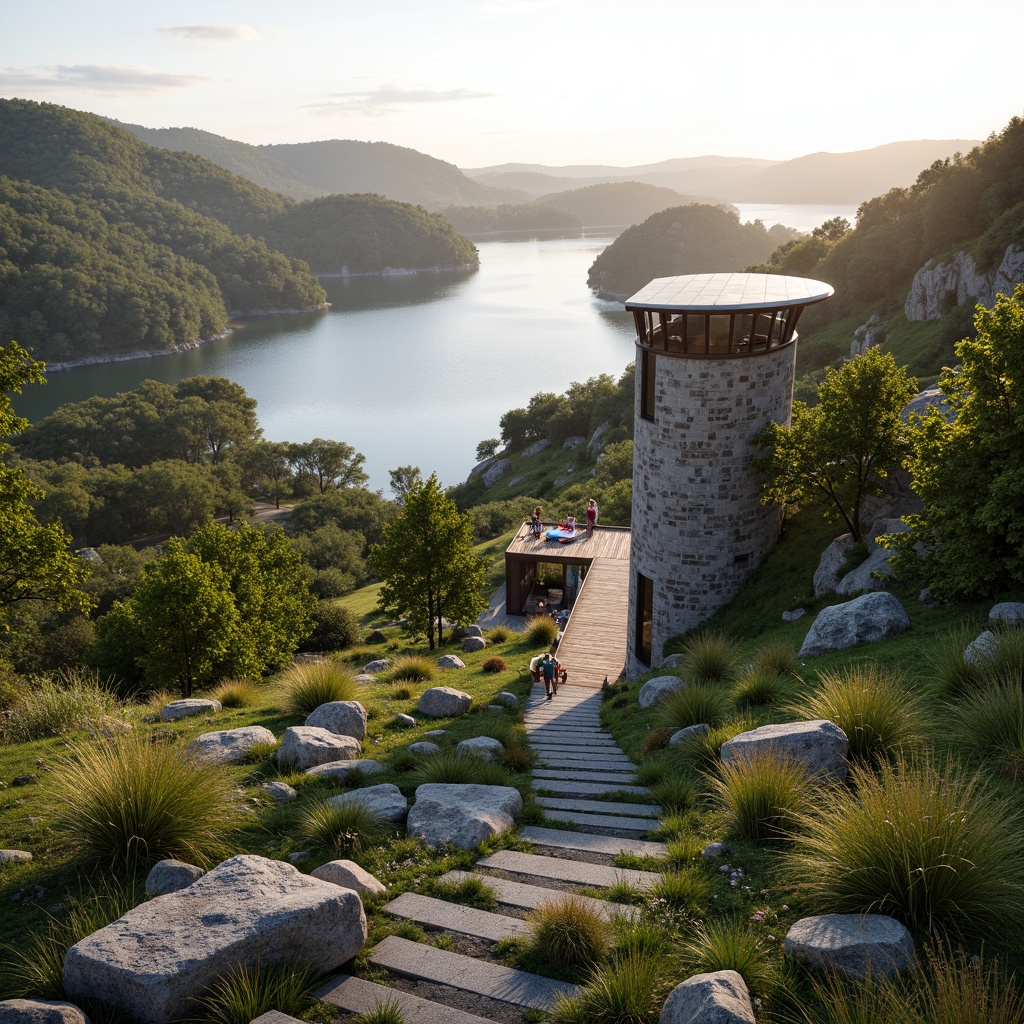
top-left (370, 474), bottom-right (487, 649)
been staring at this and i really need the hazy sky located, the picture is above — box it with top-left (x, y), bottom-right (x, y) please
top-left (2, 0), bottom-right (1018, 168)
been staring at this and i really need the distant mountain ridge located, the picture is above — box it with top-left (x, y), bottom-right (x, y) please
top-left (466, 141), bottom-right (981, 206)
top-left (116, 121), bottom-right (528, 211)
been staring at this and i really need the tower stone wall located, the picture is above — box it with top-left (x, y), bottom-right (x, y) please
top-left (625, 344), bottom-right (796, 677)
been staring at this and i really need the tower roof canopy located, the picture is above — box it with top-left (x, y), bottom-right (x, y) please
top-left (625, 273), bottom-right (834, 313)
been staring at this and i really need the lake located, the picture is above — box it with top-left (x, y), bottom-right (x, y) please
top-left (14, 203), bottom-right (856, 492)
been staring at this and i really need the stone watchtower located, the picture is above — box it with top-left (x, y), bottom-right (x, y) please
top-left (624, 272), bottom-right (833, 676)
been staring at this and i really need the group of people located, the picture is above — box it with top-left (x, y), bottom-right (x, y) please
top-left (529, 499), bottom-right (599, 540)
top-left (530, 652), bottom-right (567, 699)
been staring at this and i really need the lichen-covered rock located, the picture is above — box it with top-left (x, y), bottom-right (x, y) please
top-left (310, 860), bottom-right (386, 895)
top-left (835, 519), bottom-right (908, 595)
top-left (418, 687), bottom-right (472, 718)
top-left (638, 675), bottom-right (684, 709)
top-left (461, 636), bottom-right (487, 653)
top-left (407, 741), bottom-right (442, 756)
top-left (392, 713), bottom-right (417, 728)
top-left (304, 701), bottom-right (368, 742)
top-left (362, 659), bottom-right (390, 674)
top-left (0, 1000), bottom-right (91, 1024)
top-left (483, 459), bottom-right (512, 487)
top-left (456, 736), bottom-right (504, 761)
top-left (660, 970), bottom-right (755, 1024)
top-left (260, 781), bottom-right (298, 804)
top-left (813, 534), bottom-right (858, 598)
top-left (276, 727), bottom-right (361, 771)
top-left (144, 860), bottom-right (205, 897)
top-left (437, 655), bottom-right (466, 670)
top-left (659, 653), bottom-right (684, 669)
top-left (721, 720), bottom-right (849, 782)
top-left (161, 699), bottom-right (222, 723)
top-left (63, 855), bottom-right (367, 1024)
top-left (326, 783), bottom-right (408, 823)
top-left (669, 723), bottom-right (709, 746)
top-left (463, 624), bottom-right (484, 638)
top-left (305, 759), bottom-right (386, 782)
top-left (784, 914), bottom-right (915, 979)
top-left (494, 692), bottom-right (519, 709)
top-left (186, 727), bottom-right (276, 765)
top-left (0, 850), bottom-right (32, 864)
top-left (964, 629), bottom-right (1000, 665)
top-left (990, 602), bottom-right (1024, 626)
top-left (407, 784), bottom-right (522, 850)
top-left (799, 592), bottom-right (911, 658)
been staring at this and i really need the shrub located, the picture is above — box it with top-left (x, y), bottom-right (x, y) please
top-left (731, 669), bottom-right (793, 707)
top-left (482, 656), bottom-right (508, 673)
top-left (785, 754), bottom-right (1024, 938)
top-left (51, 735), bottom-right (238, 871)
top-left (386, 655), bottom-right (435, 684)
top-left (794, 664), bottom-right (927, 767)
top-left (749, 642), bottom-right (801, 678)
top-left (405, 751), bottom-right (513, 788)
top-left (647, 867), bottom-right (710, 913)
top-left (294, 800), bottom-right (387, 854)
top-left (526, 615), bottom-right (559, 646)
top-left (679, 917), bottom-right (781, 997)
top-left (641, 728), bottom-right (672, 755)
top-left (190, 959), bottom-right (323, 1024)
top-left (305, 603), bottom-right (361, 653)
top-left (710, 749), bottom-right (811, 842)
top-left (210, 678), bottom-right (261, 709)
top-left (681, 629), bottom-right (739, 683)
top-left (0, 879), bottom-right (141, 999)
top-left (659, 683), bottom-right (731, 731)
top-left (7, 667), bottom-right (122, 742)
top-left (954, 679), bottom-right (1024, 759)
top-left (549, 951), bottom-right (668, 1024)
top-left (527, 895), bottom-right (611, 969)
top-left (280, 660), bottom-right (357, 717)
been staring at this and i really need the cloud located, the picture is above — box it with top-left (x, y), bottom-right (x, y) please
top-left (0, 65), bottom-right (211, 94)
top-left (305, 84), bottom-right (494, 117)
top-left (159, 24), bottom-right (260, 44)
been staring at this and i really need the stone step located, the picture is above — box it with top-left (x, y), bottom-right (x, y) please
top-left (535, 796), bottom-right (662, 818)
top-left (367, 935), bottom-right (578, 1011)
top-left (534, 768), bottom-right (638, 784)
top-left (384, 891), bottom-right (530, 942)
top-left (520, 825), bottom-right (667, 859)
top-left (529, 742), bottom-right (619, 753)
top-left (476, 850), bottom-right (660, 890)
top-left (535, 756), bottom-right (635, 771)
top-left (439, 870), bottom-right (638, 921)
top-left (532, 778), bottom-right (651, 798)
top-left (539, 809), bottom-right (658, 833)
top-left (317, 974), bottom-right (497, 1024)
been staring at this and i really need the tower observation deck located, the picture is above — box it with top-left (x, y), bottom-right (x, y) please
top-left (624, 272), bottom-right (834, 676)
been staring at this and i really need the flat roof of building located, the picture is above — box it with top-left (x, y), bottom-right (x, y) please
top-left (625, 273), bottom-right (834, 312)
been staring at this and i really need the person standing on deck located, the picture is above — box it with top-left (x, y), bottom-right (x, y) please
top-left (586, 499), bottom-right (598, 538)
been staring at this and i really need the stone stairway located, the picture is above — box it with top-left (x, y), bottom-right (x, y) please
top-left (315, 682), bottom-right (664, 1023)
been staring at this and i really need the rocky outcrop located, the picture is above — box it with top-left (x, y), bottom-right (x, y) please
top-left (483, 460), bottom-right (512, 487)
top-left (905, 244), bottom-right (1024, 321)
top-left (522, 439), bottom-right (550, 458)
top-left (407, 784), bottom-right (522, 850)
top-left (784, 914), bottom-right (915, 979)
top-left (63, 856), bottom-right (366, 1024)
top-left (799, 592), bottom-right (911, 658)
top-left (850, 314), bottom-right (886, 358)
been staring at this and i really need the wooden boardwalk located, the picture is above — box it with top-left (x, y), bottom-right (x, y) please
top-left (554, 545), bottom-right (630, 689)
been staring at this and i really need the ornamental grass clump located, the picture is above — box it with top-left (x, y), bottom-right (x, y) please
top-left (680, 629), bottom-right (740, 683)
top-left (927, 624), bottom-right (985, 697)
top-left (482, 656), bottom-right (508, 673)
top-left (280, 660), bottom-right (357, 717)
top-left (749, 641), bottom-right (802, 678)
top-left (548, 950), bottom-right (669, 1024)
top-left (651, 776), bottom-right (699, 813)
top-left (710, 749), bottom-right (811, 842)
top-left (405, 750), bottom-right (513, 788)
top-left (679, 917), bottom-right (782, 998)
top-left (526, 895), bottom-right (612, 969)
top-left (294, 800), bottom-right (387, 855)
top-left (659, 682), bottom-right (731, 731)
top-left (953, 679), bottom-right (1024, 760)
top-left (7, 667), bottom-right (122, 742)
top-left (526, 615), bottom-right (559, 646)
top-left (793, 664), bottom-right (927, 767)
top-left (210, 677), bottom-right (261, 709)
top-left (51, 734), bottom-right (238, 872)
top-left (386, 655), bottom-right (435, 684)
top-left (732, 669), bottom-right (794, 708)
top-left (189, 959), bottom-right (323, 1024)
top-left (351, 996), bottom-right (407, 1024)
top-left (785, 753), bottom-right (1024, 938)
top-left (647, 867), bottom-right (710, 914)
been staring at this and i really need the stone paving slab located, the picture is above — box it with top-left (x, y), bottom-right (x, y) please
top-left (476, 850), bottom-right (660, 889)
top-left (520, 825), bottom-right (667, 859)
top-left (439, 870), bottom-right (637, 921)
top-left (368, 935), bottom-right (578, 1010)
top-left (539, 808), bottom-right (659, 833)
top-left (317, 974), bottom-right (496, 1024)
top-left (529, 743), bottom-right (619, 754)
top-left (526, 729), bottom-right (610, 739)
top-left (384, 892), bottom-right (530, 942)
top-left (252, 1013), bottom-right (304, 1024)
top-left (536, 756), bottom-right (635, 771)
top-left (532, 779), bottom-right (651, 798)
top-left (534, 768), bottom-right (638, 784)
top-left (535, 796), bottom-right (662, 817)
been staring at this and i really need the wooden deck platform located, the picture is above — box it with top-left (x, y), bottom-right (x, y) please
top-left (505, 523), bottom-right (631, 562)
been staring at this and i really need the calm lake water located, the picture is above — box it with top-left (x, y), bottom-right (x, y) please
top-left (15, 204), bottom-right (856, 492)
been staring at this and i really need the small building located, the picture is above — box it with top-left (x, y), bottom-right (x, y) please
top-left (624, 272), bottom-right (833, 676)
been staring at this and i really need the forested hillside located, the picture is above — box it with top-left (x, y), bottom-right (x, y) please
top-left (535, 182), bottom-right (708, 228)
top-left (0, 100), bottom-right (479, 361)
top-left (587, 205), bottom-right (796, 298)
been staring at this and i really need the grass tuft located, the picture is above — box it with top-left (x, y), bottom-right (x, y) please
top-left (526, 895), bottom-right (612, 969)
top-left (659, 682), bottom-right (731, 731)
top-left (7, 667), bottom-right (122, 742)
top-left (680, 629), bottom-right (740, 683)
top-left (386, 655), bottom-right (436, 684)
top-left (294, 800), bottom-right (387, 854)
top-left (749, 642), bottom-right (802, 678)
top-left (732, 669), bottom-right (794, 708)
top-left (548, 951), bottom-right (669, 1024)
top-left (430, 875), bottom-right (498, 910)
top-left (189, 959), bottom-right (323, 1024)
top-left (351, 995), bottom-right (407, 1024)
top-left (647, 867), bottom-right (711, 914)
top-left (209, 678), bottom-right (261, 709)
top-left (710, 749), bottom-right (811, 842)
top-left (954, 679), bottom-right (1024, 759)
top-left (405, 751), bottom-right (513, 788)
top-left (679, 917), bottom-right (782, 998)
top-left (280, 660), bottom-right (357, 718)
top-left (525, 615), bottom-right (559, 646)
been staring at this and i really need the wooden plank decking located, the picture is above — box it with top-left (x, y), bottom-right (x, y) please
top-left (505, 524), bottom-right (631, 562)
top-left (554, 545), bottom-right (630, 689)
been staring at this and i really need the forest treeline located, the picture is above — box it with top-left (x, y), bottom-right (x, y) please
top-left (0, 100), bottom-right (478, 361)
